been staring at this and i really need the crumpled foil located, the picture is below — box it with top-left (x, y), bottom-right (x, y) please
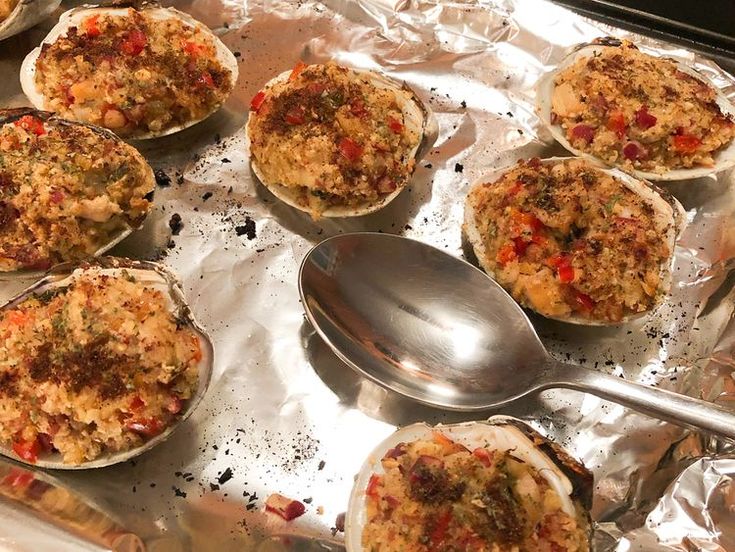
top-left (0, 0), bottom-right (734, 550)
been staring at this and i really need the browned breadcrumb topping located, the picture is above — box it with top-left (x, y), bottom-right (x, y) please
top-left (0, 113), bottom-right (152, 270)
top-left (0, 268), bottom-right (202, 464)
top-left (248, 62), bottom-right (420, 215)
top-left (467, 158), bottom-right (673, 323)
top-left (35, 9), bottom-right (233, 137)
top-left (551, 41), bottom-right (735, 172)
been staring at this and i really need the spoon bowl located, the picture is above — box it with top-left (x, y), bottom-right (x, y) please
top-left (299, 232), bottom-right (735, 441)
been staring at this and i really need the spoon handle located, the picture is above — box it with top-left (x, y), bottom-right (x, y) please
top-left (551, 363), bottom-right (735, 441)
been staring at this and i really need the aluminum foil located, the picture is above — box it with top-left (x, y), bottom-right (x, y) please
top-left (1, 0), bottom-right (734, 550)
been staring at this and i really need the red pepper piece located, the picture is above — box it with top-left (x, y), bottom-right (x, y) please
top-left (623, 141), bottom-right (645, 160)
top-left (129, 395), bottom-right (145, 412)
top-left (285, 106), bottom-right (306, 125)
top-left (289, 60), bottom-right (307, 81)
top-left (366, 474), bottom-right (381, 498)
top-left (83, 15), bottom-right (101, 38)
top-left (606, 111), bottom-right (627, 139)
top-left (557, 264), bottom-right (575, 283)
top-left (635, 107), bottom-right (657, 129)
top-left (350, 99), bottom-right (366, 117)
top-left (430, 510), bottom-right (453, 545)
top-left (507, 181), bottom-right (523, 196)
top-left (496, 243), bottom-right (517, 265)
top-left (120, 29), bottom-right (147, 56)
top-left (125, 417), bottom-right (164, 437)
top-left (472, 447), bottom-right (493, 467)
top-left (547, 253), bottom-right (575, 283)
top-left (387, 116), bottom-right (403, 133)
top-left (196, 71), bottom-right (215, 89)
top-left (49, 190), bottom-right (64, 204)
top-left (250, 91), bottom-right (266, 112)
top-left (183, 41), bottom-right (207, 57)
top-left (12, 437), bottom-right (41, 463)
top-left (14, 115), bottom-right (46, 136)
top-left (513, 237), bottom-right (529, 257)
top-left (570, 124), bottom-right (595, 143)
top-left (672, 134), bottom-right (701, 153)
top-left (265, 493), bottom-right (306, 521)
top-left (338, 137), bottom-right (363, 162)
top-left (574, 290), bottom-right (595, 311)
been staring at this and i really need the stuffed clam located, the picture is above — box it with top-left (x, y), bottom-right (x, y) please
top-left (0, 258), bottom-right (213, 469)
top-left (0, 108), bottom-right (154, 272)
top-left (0, 0), bottom-right (61, 42)
top-left (20, 3), bottom-right (238, 139)
top-left (464, 157), bottom-right (685, 325)
top-left (536, 38), bottom-right (735, 180)
top-left (346, 418), bottom-right (593, 552)
top-left (246, 61), bottom-right (435, 218)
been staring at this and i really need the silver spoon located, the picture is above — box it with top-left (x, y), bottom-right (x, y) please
top-left (299, 232), bottom-right (735, 441)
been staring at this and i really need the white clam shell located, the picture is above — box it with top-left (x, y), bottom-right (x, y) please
top-left (0, 0), bottom-right (61, 42)
top-left (345, 417), bottom-right (592, 552)
top-left (463, 156), bottom-right (686, 326)
top-left (20, 4), bottom-right (239, 140)
top-left (245, 66), bottom-right (437, 218)
top-left (0, 258), bottom-right (214, 469)
top-left (536, 39), bottom-right (735, 181)
top-left (0, 108), bottom-right (155, 275)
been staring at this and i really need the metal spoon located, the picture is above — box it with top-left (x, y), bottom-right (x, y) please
top-left (299, 232), bottom-right (735, 441)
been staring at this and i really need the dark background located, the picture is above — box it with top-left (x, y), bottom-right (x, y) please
top-left (552, 0), bottom-right (735, 73)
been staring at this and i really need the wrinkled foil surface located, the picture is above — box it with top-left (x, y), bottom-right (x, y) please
top-left (0, 1), bottom-right (734, 550)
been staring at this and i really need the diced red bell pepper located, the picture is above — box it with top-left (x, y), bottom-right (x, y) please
top-left (129, 395), bottom-right (145, 412)
top-left (557, 264), bottom-right (575, 283)
top-left (511, 210), bottom-right (544, 233)
top-left (183, 41), bottom-right (207, 57)
top-left (384, 443), bottom-right (407, 459)
top-left (635, 108), bottom-right (657, 129)
top-left (120, 29), bottom-right (147, 56)
top-left (49, 190), bottom-right (64, 204)
top-left (289, 61), bottom-right (307, 81)
top-left (125, 417), bottom-right (164, 437)
top-left (472, 447), bottom-right (493, 467)
top-left (672, 134), bottom-right (701, 154)
top-left (83, 15), bottom-right (101, 38)
top-left (430, 510), bottom-right (453, 545)
top-left (338, 137), bottom-right (363, 162)
top-left (527, 157), bottom-right (541, 168)
top-left (196, 71), bottom-right (215, 89)
top-left (366, 474), bottom-right (381, 498)
top-left (285, 106), bottom-right (306, 125)
top-left (14, 115), bottom-right (46, 136)
top-left (12, 437), bottom-right (41, 463)
top-left (606, 111), bottom-right (627, 139)
top-left (250, 91), bottom-right (266, 113)
top-left (547, 253), bottom-right (575, 283)
top-left (513, 237), bottom-right (529, 257)
top-left (350, 99), bottom-right (366, 117)
top-left (265, 493), bottom-right (306, 521)
top-left (570, 124), bottom-right (595, 143)
top-left (623, 141), bottom-right (645, 161)
top-left (574, 291), bottom-right (595, 311)
top-left (307, 82), bottom-right (327, 95)
top-left (387, 116), bottom-right (403, 133)
top-left (496, 243), bottom-right (517, 265)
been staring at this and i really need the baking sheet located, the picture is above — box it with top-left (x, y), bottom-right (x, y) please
top-left (1, 0), bottom-right (735, 550)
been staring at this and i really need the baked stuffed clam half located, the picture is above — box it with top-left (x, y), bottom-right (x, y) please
top-left (0, 108), bottom-right (154, 272)
top-left (464, 157), bottom-right (685, 325)
top-left (20, 3), bottom-right (238, 139)
top-left (0, 258), bottom-right (213, 469)
top-left (536, 38), bottom-right (735, 180)
top-left (0, 0), bottom-right (61, 41)
top-left (346, 417), bottom-right (593, 552)
top-left (246, 61), bottom-right (435, 219)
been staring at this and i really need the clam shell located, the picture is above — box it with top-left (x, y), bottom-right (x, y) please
top-left (0, 108), bottom-right (155, 274)
top-left (0, 257), bottom-right (214, 469)
top-left (0, 0), bottom-right (61, 42)
top-left (20, 3), bottom-right (239, 140)
top-left (463, 156), bottom-right (686, 326)
top-left (245, 66), bottom-right (437, 218)
top-left (345, 417), bottom-right (593, 551)
top-left (536, 38), bottom-right (735, 181)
